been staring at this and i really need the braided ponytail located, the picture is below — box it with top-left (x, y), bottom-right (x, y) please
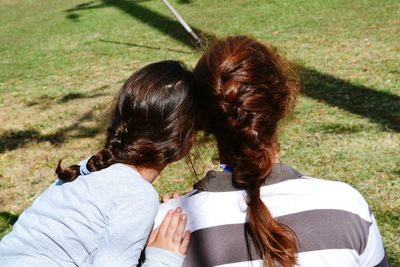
top-left (194, 36), bottom-right (299, 266)
top-left (86, 148), bottom-right (114, 172)
top-left (56, 61), bottom-right (197, 182)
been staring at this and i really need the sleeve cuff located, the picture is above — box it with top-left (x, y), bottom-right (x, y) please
top-left (144, 247), bottom-right (185, 267)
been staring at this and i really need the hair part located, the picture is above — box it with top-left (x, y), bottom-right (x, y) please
top-left (56, 60), bottom-right (197, 182)
top-left (194, 36), bottom-right (299, 266)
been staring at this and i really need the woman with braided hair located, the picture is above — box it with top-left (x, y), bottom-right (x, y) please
top-left (154, 37), bottom-right (391, 266)
top-left (0, 61), bottom-right (195, 267)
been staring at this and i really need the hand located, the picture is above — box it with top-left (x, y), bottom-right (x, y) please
top-left (162, 192), bottom-right (180, 203)
top-left (148, 208), bottom-right (191, 256)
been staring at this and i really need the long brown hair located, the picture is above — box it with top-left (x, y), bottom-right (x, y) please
top-left (193, 36), bottom-right (299, 266)
top-left (56, 60), bottom-right (197, 182)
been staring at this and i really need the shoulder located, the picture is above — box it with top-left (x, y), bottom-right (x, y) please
top-left (264, 175), bottom-right (371, 222)
top-left (302, 176), bottom-right (368, 207)
top-left (93, 164), bottom-right (159, 216)
top-left (267, 176), bottom-right (377, 257)
top-left (275, 174), bottom-right (367, 203)
top-left (92, 164), bottom-right (158, 196)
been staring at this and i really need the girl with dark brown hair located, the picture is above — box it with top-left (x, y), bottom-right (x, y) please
top-left (154, 37), bottom-right (390, 267)
top-left (0, 61), bottom-right (195, 267)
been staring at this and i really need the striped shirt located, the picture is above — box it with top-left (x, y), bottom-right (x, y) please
top-left (154, 163), bottom-right (391, 267)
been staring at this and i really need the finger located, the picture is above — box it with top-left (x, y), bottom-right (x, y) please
top-left (179, 230), bottom-right (191, 256)
top-left (166, 208), bottom-right (182, 239)
top-left (147, 227), bottom-right (159, 245)
top-left (173, 214), bottom-right (187, 244)
top-left (162, 194), bottom-right (170, 203)
top-left (158, 210), bottom-right (174, 237)
top-left (172, 192), bottom-right (180, 199)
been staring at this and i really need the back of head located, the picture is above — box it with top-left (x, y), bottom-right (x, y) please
top-left (193, 36), bottom-right (299, 266)
top-left (57, 60), bottom-right (197, 182)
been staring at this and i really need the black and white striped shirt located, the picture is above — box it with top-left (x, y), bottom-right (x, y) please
top-left (155, 164), bottom-right (391, 267)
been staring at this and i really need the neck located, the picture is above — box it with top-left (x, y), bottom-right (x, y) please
top-left (128, 165), bottom-right (163, 183)
top-left (272, 151), bottom-right (280, 164)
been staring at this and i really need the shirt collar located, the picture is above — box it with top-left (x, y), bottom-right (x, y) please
top-left (193, 163), bottom-right (303, 192)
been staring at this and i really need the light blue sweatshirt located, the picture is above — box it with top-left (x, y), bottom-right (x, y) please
top-left (0, 163), bottom-right (184, 267)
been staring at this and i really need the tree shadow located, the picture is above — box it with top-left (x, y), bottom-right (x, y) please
top-left (26, 85), bottom-right (110, 107)
top-left (301, 67), bottom-right (400, 132)
top-left (0, 110), bottom-right (103, 154)
top-left (304, 123), bottom-right (367, 134)
top-left (99, 39), bottom-right (193, 54)
top-left (65, 0), bottom-right (214, 49)
top-left (3, 68), bottom-right (396, 156)
top-left (58, 91), bottom-right (107, 103)
top-left (0, 212), bottom-right (19, 225)
top-left (0, 212), bottom-right (19, 238)
top-left (177, 0), bottom-right (192, 4)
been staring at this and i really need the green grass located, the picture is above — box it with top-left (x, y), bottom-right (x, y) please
top-left (0, 212), bottom-right (18, 239)
top-left (0, 0), bottom-right (399, 264)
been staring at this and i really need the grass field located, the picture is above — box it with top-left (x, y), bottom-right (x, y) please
top-left (0, 0), bottom-right (399, 264)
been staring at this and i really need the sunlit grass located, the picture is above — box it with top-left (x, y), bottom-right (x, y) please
top-left (0, 0), bottom-right (399, 263)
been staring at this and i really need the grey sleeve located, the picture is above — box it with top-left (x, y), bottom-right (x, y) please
top-left (142, 247), bottom-right (184, 267)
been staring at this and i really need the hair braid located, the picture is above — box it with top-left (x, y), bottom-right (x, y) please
top-left (86, 148), bottom-right (114, 172)
top-left (194, 36), bottom-right (299, 266)
top-left (56, 60), bottom-right (197, 182)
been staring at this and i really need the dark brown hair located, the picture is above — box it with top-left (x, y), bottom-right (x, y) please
top-left (193, 36), bottom-right (300, 266)
top-left (56, 60), bottom-right (197, 182)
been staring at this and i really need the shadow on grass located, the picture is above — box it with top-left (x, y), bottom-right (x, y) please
top-left (26, 85), bottom-right (111, 107)
top-left (177, 0), bottom-right (192, 4)
top-left (2, 67), bottom-right (398, 154)
top-left (0, 212), bottom-right (19, 238)
top-left (305, 123), bottom-right (367, 134)
top-left (65, 0), bottom-right (213, 49)
top-left (99, 39), bottom-right (193, 54)
top-left (0, 212), bottom-right (18, 225)
top-left (0, 111), bottom-right (103, 153)
top-left (58, 91), bottom-right (107, 103)
top-left (301, 68), bottom-right (400, 132)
